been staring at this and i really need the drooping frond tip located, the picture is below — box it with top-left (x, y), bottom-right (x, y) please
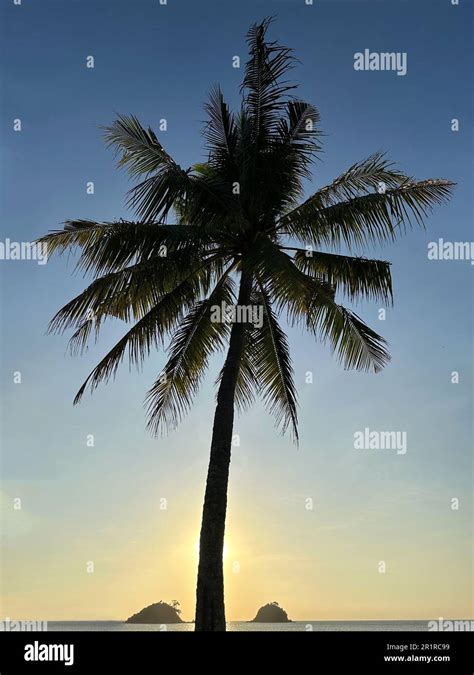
top-left (242, 18), bottom-right (298, 141)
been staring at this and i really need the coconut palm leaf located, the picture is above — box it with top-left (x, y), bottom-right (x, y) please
top-left (280, 178), bottom-right (454, 251)
top-left (291, 248), bottom-right (393, 305)
top-left (146, 272), bottom-right (236, 434)
top-left (103, 114), bottom-right (184, 178)
top-left (252, 283), bottom-right (298, 441)
top-left (312, 152), bottom-right (408, 205)
top-left (249, 236), bottom-right (389, 373)
top-left (73, 268), bottom-right (215, 404)
top-left (203, 85), bottom-right (239, 177)
top-left (242, 17), bottom-right (297, 143)
top-left (38, 219), bottom-right (219, 274)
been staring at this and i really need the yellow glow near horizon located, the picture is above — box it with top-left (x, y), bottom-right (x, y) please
top-left (2, 489), bottom-right (472, 621)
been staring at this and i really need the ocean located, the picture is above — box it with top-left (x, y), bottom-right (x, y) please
top-left (45, 621), bottom-right (431, 632)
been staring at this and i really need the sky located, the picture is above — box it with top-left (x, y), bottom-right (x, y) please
top-left (0, 0), bottom-right (472, 622)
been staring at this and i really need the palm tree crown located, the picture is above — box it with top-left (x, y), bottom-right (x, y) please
top-left (39, 17), bottom-right (454, 444)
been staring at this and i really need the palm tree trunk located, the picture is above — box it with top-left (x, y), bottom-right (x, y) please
top-left (195, 270), bottom-right (252, 631)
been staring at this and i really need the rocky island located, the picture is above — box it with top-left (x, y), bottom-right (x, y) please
top-left (126, 600), bottom-right (183, 624)
top-left (251, 602), bottom-right (291, 623)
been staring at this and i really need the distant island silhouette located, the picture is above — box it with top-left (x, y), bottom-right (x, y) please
top-left (126, 599), bottom-right (292, 624)
top-left (126, 601), bottom-right (183, 624)
top-left (250, 602), bottom-right (291, 623)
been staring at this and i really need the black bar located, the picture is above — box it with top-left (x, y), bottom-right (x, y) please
top-left (0, 631), bottom-right (472, 673)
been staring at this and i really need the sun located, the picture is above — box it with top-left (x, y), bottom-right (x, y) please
top-left (194, 539), bottom-right (229, 561)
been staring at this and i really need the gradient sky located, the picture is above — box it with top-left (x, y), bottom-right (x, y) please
top-left (1, 0), bottom-right (472, 622)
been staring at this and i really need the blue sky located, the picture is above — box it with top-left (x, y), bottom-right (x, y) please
top-left (1, 0), bottom-right (472, 620)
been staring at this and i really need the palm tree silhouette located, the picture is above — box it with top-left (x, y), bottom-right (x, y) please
top-left (38, 18), bottom-right (454, 631)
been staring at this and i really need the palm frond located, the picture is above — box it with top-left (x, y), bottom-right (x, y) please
top-left (247, 234), bottom-right (335, 318)
top-left (146, 272), bottom-right (236, 434)
top-left (249, 103), bottom-right (323, 225)
top-left (203, 86), bottom-right (238, 177)
top-left (311, 153), bottom-right (407, 205)
top-left (253, 283), bottom-right (298, 441)
top-left (279, 176), bottom-right (455, 250)
top-left (307, 297), bottom-right (390, 373)
top-left (291, 248), bottom-right (393, 305)
top-left (242, 17), bottom-right (296, 144)
top-left (250, 237), bottom-right (389, 373)
top-left (103, 114), bottom-right (231, 223)
top-left (37, 219), bottom-right (219, 276)
top-left (49, 252), bottom-right (216, 350)
top-left (103, 114), bottom-right (184, 178)
top-left (276, 100), bottom-right (322, 175)
top-left (72, 269), bottom-right (215, 404)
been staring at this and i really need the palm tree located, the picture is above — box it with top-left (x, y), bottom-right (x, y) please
top-left (38, 18), bottom-right (454, 631)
